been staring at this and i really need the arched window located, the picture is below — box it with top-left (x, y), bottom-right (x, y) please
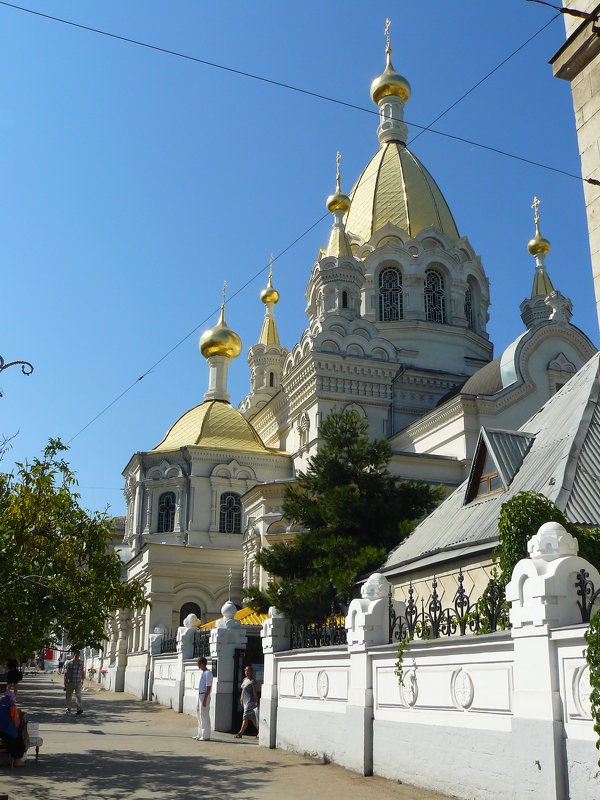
top-left (157, 492), bottom-right (176, 533)
top-left (464, 286), bottom-right (474, 331)
top-left (219, 492), bottom-right (242, 533)
top-left (342, 290), bottom-right (348, 309)
top-left (379, 268), bottom-right (403, 321)
top-left (179, 602), bottom-right (202, 627)
top-left (424, 269), bottom-right (446, 323)
top-left (269, 372), bottom-right (274, 387)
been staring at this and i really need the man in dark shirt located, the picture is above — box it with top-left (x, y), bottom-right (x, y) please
top-left (64, 651), bottom-right (84, 716)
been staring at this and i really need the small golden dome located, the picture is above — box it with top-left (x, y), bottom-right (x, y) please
top-left (199, 293), bottom-right (242, 360)
top-left (326, 190), bottom-right (351, 214)
top-left (528, 232), bottom-right (551, 256)
top-left (370, 52), bottom-right (411, 105)
top-left (260, 255), bottom-right (280, 304)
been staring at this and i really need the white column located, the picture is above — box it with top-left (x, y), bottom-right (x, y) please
top-left (506, 522), bottom-right (600, 800)
top-left (209, 602), bottom-right (248, 732)
top-left (260, 607), bottom-right (290, 748)
top-left (204, 355), bottom-right (231, 402)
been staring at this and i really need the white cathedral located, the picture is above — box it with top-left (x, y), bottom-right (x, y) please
top-left (111, 33), bottom-right (597, 697)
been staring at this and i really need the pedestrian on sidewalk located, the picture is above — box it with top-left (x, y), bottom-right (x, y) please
top-left (194, 657), bottom-right (212, 741)
top-left (64, 650), bottom-right (84, 716)
top-left (235, 665), bottom-right (259, 738)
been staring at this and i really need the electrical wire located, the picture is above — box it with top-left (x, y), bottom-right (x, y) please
top-left (0, 2), bottom-right (591, 444)
top-left (0, 1), bottom-right (595, 186)
top-left (66, 213), bottom-right (328, 444)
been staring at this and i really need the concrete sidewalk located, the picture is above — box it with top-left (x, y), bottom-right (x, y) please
top-left (1, 673), bottom-right (454, 800)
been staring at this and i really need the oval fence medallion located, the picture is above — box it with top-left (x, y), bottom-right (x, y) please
top-left (453, 670), bottom-right (474, 710)
top-left (294, 671), bottom-right (304, 698)
top-left (317, 670), bottom-right (329, 700)
top-left (401, 669), bottom-right (418, 707)
top-left (575, 665), bottom-right (592, 720)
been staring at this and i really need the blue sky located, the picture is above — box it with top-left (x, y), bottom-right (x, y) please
top-left (1, 1), bottom-right (598, 516)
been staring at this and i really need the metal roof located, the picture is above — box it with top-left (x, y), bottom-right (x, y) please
top-left (382, 353), bottom-right (600, 576)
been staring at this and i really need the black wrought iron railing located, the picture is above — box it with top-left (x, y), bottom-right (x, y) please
top-left (575, 568), bottom-right (600, 623)
top-left (290, 616), bottom-right (347, 649)
top-left (193, 630), bottom-right (211, 659)
top-left (388, 571), bottom-right (508, 644)
top-left (160, 634), bottom-right (177, 654)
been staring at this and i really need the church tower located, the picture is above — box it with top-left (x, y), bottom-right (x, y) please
top-left (239, 258), bottom-right (288, 417)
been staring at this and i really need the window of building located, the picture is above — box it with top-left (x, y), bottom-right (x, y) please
top-left (219, 492), bottom-right (242, 533)
top-left (342, 290), bottom-right (348, 309)
top-left (464, 286), bottom-right (474, 331)
top-left (157, 491), bottom-right (176, 533)
top-left (379, 268), bottom-right (403, 321)
top-left (425, 269), bottom-right (446, 323)
top-left (269, 372), bottom-right (274, 387)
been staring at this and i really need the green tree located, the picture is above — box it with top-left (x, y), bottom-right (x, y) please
top-left (246, 409), bottom-right (443, 623)
top-left (0, 438), bottom-right (147, 659)
top-left (497, 491), bottom-right (600, 582)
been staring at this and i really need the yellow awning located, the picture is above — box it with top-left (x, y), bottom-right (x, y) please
top-left (200, 607), bottom-right (269, 629)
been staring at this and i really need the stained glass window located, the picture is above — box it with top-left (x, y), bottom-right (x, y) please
top-left (219, 492), bottom-right (242, 533)
top-left (157, 492), bottom-right (176, 533)
top-left (379, 268), bottom-right (403, 321)
top-left (425, 270), bottom-right (446, 323)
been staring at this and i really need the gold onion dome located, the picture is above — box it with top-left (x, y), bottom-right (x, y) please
top-left (528, 196), bottom-right (551, 256)
top-left (370, 20), bottom-right (410, 105)
top-left (199, 284), bottom-right (242, 360)
top-left (326, 151), bottom-right (351, 214)
top-left (260, 255), bottom-right (280, 304)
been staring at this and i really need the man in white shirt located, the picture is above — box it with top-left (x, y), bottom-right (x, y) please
top-left (194, 657), bottom-right (213, 741)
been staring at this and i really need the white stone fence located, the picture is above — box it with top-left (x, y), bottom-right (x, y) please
top-left (260, 523), bottom-right (600, 800)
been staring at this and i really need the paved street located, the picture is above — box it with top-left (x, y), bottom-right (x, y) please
top-left (0, 673), bottom-right (454, 800)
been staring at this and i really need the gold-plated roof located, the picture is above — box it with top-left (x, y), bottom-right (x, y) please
top-left (527, 196), bottom-right (551, 257)
top-left (258, 316), bottom-right (280, 346)
top-left (151, 400), bottom-right (271, 453)
top-left (370, 19), bottom-right (411, 106)
top-left (344, 142), bottom-right (459, 243)
top-left (326, 226), bottom-right (352, 258)
top-left (260, 255), bottom-right (280, 305)
top-left (199, 283), bottom-right (242, 360)
top-left (326, 152), bottom-right (351, 214)
top-left (531, 268), bottom-right (555, 299)
top-left (200, 607), bottom-right (269, 629)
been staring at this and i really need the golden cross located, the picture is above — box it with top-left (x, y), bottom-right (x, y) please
top-left (385, 18), bottom-right (391, 53)
top-left (269, 253), bottom-right (274, 282)
top-left (222, 281), bottom-right (227, 310)
top-left (336, 151), bottom-right (341, 191)
top-left (532, 196), bottom-right (540, 226)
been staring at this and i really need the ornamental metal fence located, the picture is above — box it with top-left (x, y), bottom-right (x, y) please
top-left (160, 633), bottom-right (178, 654)
top-left (575, 568), bottom-right (600, 623)
top-left (193, 630), bottom-right (211, 659)
top-left (290, 616), bottom-right (347, 649)
top-left (388, 570), bottom-right (508, 644)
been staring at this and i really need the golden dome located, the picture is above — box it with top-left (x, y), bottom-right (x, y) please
top-left (370, 52), bottom-right (411, 105)
top-left (260, 259), bottom-right (279, 305)
top-left (344, 142), bottom-right (459, 243)
top-left (326, 190), bottom-right (351, 214)
top-left (151, 399), bottom-right (275, 454)
top-left (199, 302), bottom-right (242, 360)
top-left (527, 233), bottom-right (551, 256)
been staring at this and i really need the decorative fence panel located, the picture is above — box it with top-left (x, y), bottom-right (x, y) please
top-left (193, 630), bottom-right (211, 659)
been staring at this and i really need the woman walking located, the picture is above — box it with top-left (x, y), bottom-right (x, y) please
top-left (234, 665), bottom-right (259, 738)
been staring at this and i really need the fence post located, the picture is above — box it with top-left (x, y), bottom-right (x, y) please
top-left (208, 601), bottom-right (248, 733)
top-left (173, 624), bottom-right (197, 713)
top-left (260, 607), bottom-right (290, 748)
top-left (344, 572), bottom-right (392, 776)
top-left (506, 521), bottom-right (600, 800)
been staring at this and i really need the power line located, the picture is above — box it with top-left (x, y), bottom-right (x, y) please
top-left (408, 12), bottom-right (560, 146)
top-left (0, 1), bottom-right (596, 186)
top-left (0, 3), bottom-right (590, 446)
top-left (66, 213), bottom-right (328, 444)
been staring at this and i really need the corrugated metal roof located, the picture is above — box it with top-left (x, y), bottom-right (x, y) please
top-left (484, 429), bottom-right (536, 488)
top-left (200, 607), bottom-right (269, 629)
top-left (382, 353), bottom-right (600, 575)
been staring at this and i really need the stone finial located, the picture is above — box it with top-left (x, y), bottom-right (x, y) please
top-left (216, 600), bottom-right (241, 629)
top-left (360, 572), bottom-right (390, 600)
top-left (153, 623), bottom-right (167, 635)
top-left (268, 606), bottom-right (284, 618)
top-left (183, 613), bottom-right (200, 629)
top-left (527, 521), bottom-right (578, 561)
